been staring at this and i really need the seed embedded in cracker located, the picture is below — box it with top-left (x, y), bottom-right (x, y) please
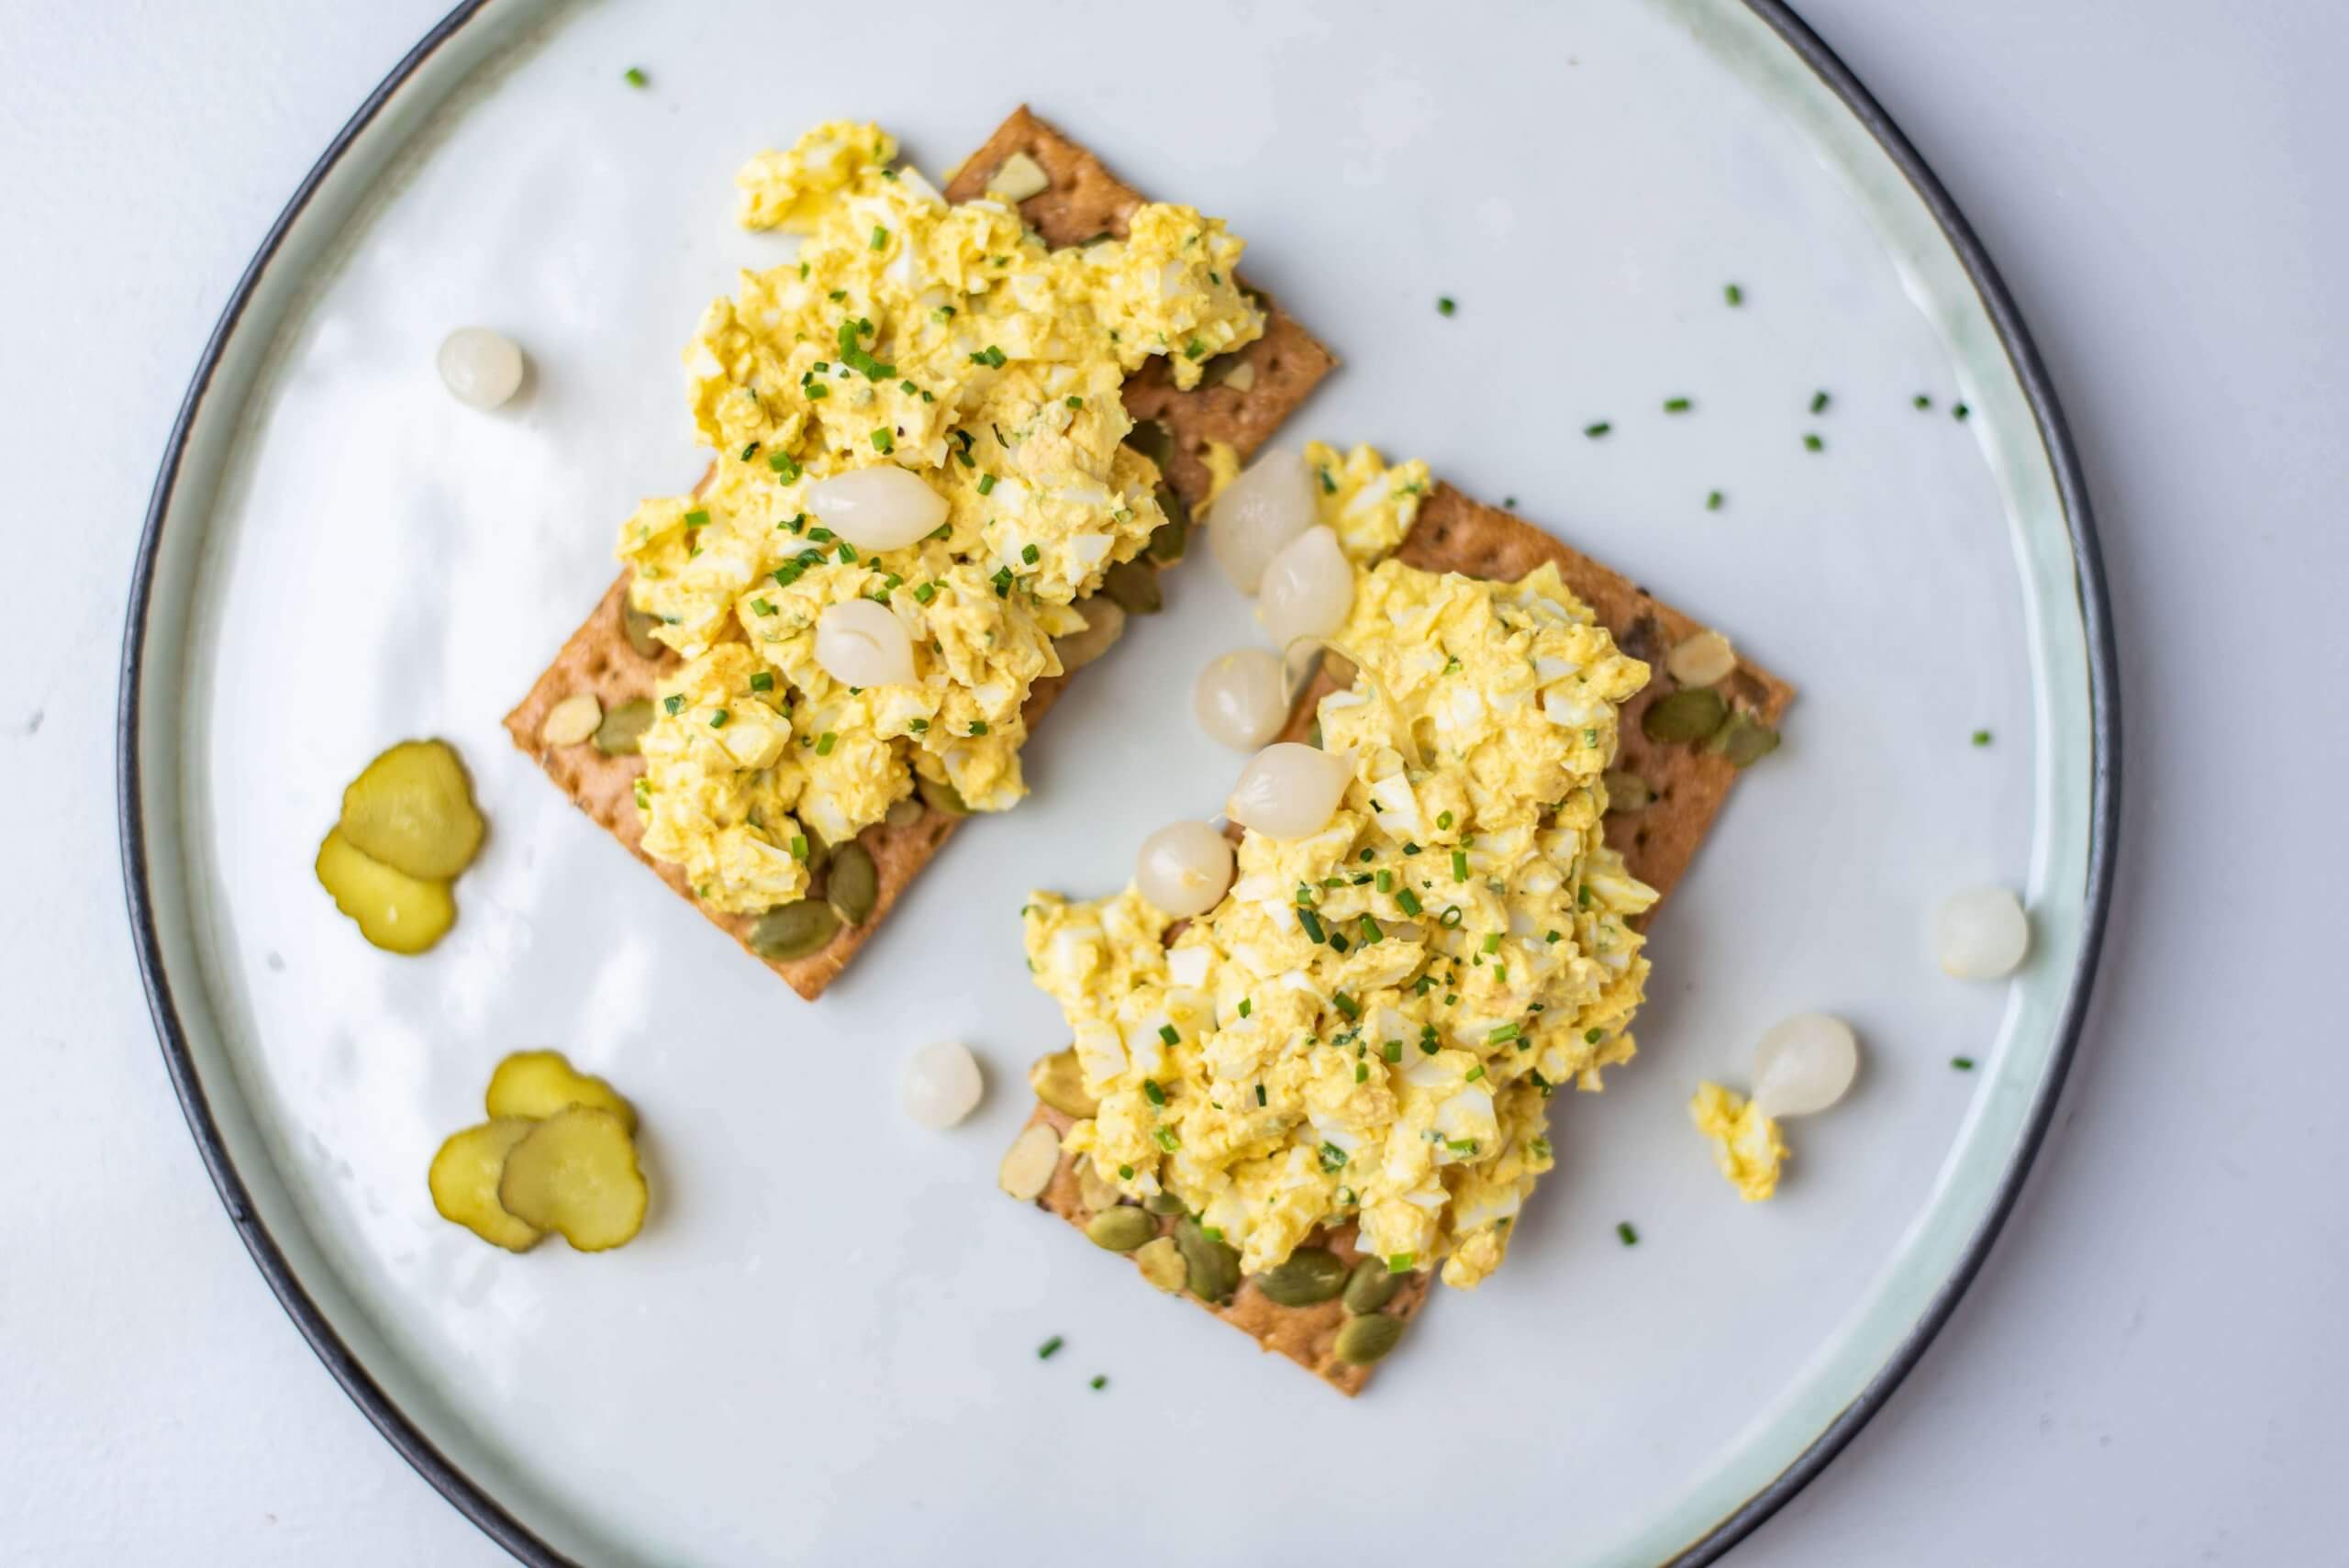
top-left (1666, 629), bottom-right (1737, 688)
top-left (988, 150), bottom-right (1051, 202)
top-left (1134, 1235), bottom-right (1187, 1293)
top-left (999, 1122), bottom-right (1062, 1202)
top-left (540, 693), bottom-right (603, 747)
top-left (1073, 1155), bottom-right (1122, 1213)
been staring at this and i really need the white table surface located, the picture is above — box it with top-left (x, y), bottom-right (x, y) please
top-left (2, 2), bottom-right (2337, 1563)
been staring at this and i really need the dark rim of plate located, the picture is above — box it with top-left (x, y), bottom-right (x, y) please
top-left (115, 4), bottom-right (2121, 1565)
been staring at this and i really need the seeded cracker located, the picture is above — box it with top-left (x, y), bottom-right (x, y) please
top-left (1017, 487), bottom-right (1794, 1392)
top-left (506, 109), bottom-right (1335, 999)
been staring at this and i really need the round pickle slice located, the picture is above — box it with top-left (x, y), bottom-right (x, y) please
top-left (315, 828), bottom-right (456, 955)
top-left (749, 898), bottom-right (839, 962)
top-left (1252, 1246), bottom-right (1349, 1307)
top-left (826, 841), bottom-right (879, 927)
top-left (338, 739), bottom-right (486, 880)
top-left (495, 1106), bottom-right (649, 1252)
top-left (484, 1049), bottom-right (637, 1132)
top-left (594, 698), bottom-right (654, 756)
top-left (428, 1118), bottom-right (543, 1252)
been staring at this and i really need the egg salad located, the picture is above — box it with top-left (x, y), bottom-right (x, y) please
top-left (1025, 481), bottom-right (1656, 1291)
top-left (1690, 1083), bottom-right (1788, 1201)
top-left (621, 121), bottom-right (1266, 914)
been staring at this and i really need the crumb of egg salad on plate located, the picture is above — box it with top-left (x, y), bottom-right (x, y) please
top-left (1023, 448), bottom-right (1663, 1293)
top-left (1690, 1082), bottom-right (1788, 1202)
top-left (618, 120), bottom-right (1267, 916)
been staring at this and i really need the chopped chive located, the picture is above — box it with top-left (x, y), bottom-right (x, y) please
top-left (976, 473), bottom-right (996, 495)
top-left (1359, 915), bottom-right (1383, 943)
top-left (1953, 402), bottom-right (1971, 420)
top-left (789, 835), bottom-right (809, 861)
top-left (1142, 1079), bottom-right (1166, 1106)
top-left (1065, 395), bottom-right (1084, 410)
top-left (968, 719), bottom-right (988, 736)
top-left (1724, 283), bottom-right (1743, 306)
top-left (1021, 542), bottom-right (1040, 564)
top-left (912, 582), bottom-right (937, 605)
top-left (1157, 1025), bottom-right (1179, 1047)
top-left (1952, 1056), bottom-right (1976, 1071)
top-left (1803, 433), bottom-right (1824, 452)
top-left (1375, 870), bottom-right (1393, 893)
top-left (1386, 1252), bottom-right (1413, 1273)
top-left (1328, 931), bottom-right (1351, 954)
top-left (766, 451), bottom-right (802, 481)
top-left (1038, 1336), bottom-right (1063, 1360)
top-left (1383, 1040), bottom-right (1402, 1062)
top-left (836, 542), bottom-right (857, 563)
top-left (1436, 296), bottom-right (1456, 317)
top-left (1972, 728), bottom-right (1993, 747)
top-left (1584, 421), bottom-right (1611, 439)
top-left (1331, 991), bottom-right (1361, 1020)
top-left (1464, 1066), bottom-right (1486, 1084)
top-left (815, 731), bottom-right (836, 756)
top-left (871, 428), bottom-right (894, 453)
top-left (870, 225), bottom-right (888, 250)
top-left (750, 671), bottom-right (774, 693)
top-left (708, 708), bottom-right (729, 728)
top-left (1255, 1083), bottom-right (1266, 1106)
top-left (1237, 997), bottom-right (1252, 1018)
top-left (1584, 1027), bottom-right (1604, 1044)
top-left (662, 694), bottom-right (684, 715)
top-left (805, 382), bottom-right (828, 399)
top-left (1439, 906), bottom-right (1463, 928)
top-left (1617, 1222), bottom-right (1639, 1246)
top-left (622, 66), bottom-right (647, 87)
top-left (1297, 907), bottom-right (1326, 943)
top-left (1452, 849), bottom-right (1469, 881)
top-left (1154, 1127), bottom-right (1179, 1152)
top-left (1486, 1023), bottom-right (1520, 1046)
top-left (1664, 396), bottom-right (1692, 413)
top-left (1396, 888), bottom-right (1422, 917)
top-left (1319, 1141), bottom-right (1349, 1172)
top-left (1117, 1163), bottom-right (1133, 1179)
top-left (1915, 394), bottom-right (1933, 410)
top-left (1480, 932), bottom-right (1502, 955)
top-left (1089, 1375), bottom-right (1108, 1391)
top-left (1810, 390), bottom-right (1831, 414)
top-left (684, 508), bottom-right (710, 528)
top-left (1355, 1062), bottom-right (1368, 1084)
top-left (1706, 489), bottom-right (1725, 511)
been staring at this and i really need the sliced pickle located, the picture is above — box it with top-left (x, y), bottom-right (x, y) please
top-left (826, 842), bottom-right (879, 926)
top-left (338, 739), bottom-right (485, 880)
top-left (749, 898), bottom-right (839, 961)
top-left (621, 600), bottom-right (665, 660)
top-left (429, 1118), bottom-right (542, 1251)
top-left (484, 1050), bottom-right (637, 1132)
top-left (1640, 687), bottom-right (1729, 746)
top-left (1100, 559), bottom-right (1162, 615)
top-left (594, 698), bottom-right (654, 756)
top-left (495, 1107), bottom-right (649, 1251)
top-left (315, 828), bottom-right (456, 955)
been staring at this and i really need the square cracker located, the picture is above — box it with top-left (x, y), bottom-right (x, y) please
top-left (505, 108), bottom-right (1335, 1000)
top-left (1016, 486), bottom-right (1796, 1392)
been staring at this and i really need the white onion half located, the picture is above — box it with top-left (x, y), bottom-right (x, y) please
top-left (1193, 648), bottom-right (1287, 751)
top-left (1136, 821), bottom-right (1236, 917)
top-left (1933, 886), bottom-right (2031, 979)
top-left (1750, 1012), bottom-right (1861, 1118)
top-left (900, 1040), bottom-right (985, 1129)
top-left (1207, 448), bottom-right (1317, 593)
top-left (437, 327), bottom-right (525, 409)
top-left (1256, 526), bottom-right (1353, 647)
top-left (1225, 741), bottom-right (1352, 839)
top-left (815, 598), bottom-right (916, 687)
top-left (804, 466), bottom-right (950, 551)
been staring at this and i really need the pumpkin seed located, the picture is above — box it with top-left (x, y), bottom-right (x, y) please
top-left (916, 771), bottom-right (970, 817)
top-left (1100, 559), bottom-right (1162, 615)
top-left (1147, 483), bottom-right (1189, 563)
top-left (1341, 1257), bottom-right (1401, 1316)
top-left (1600, 768), bottom-right (1652, 813)
top-left (1142, 1190), bottom-right (1188, 1216)
top-left (1705, 709), bottom-right (1782, 769)
top-left (1086, 1206), bottom-right (1155, 1252)
top-left (1665, 628), bottom-right (1737, 687)
top-left (884, 795), bottom-right (924, 829)
top-left (1334, 1312), bottom-right (1405, 1366)
top-left (1641, 686), bottom-right (1728, 745)
top-left (1134, 1236), bottom-right (1187, 1293)
top-left (593, 698), bottom-right (654, 756)
top-left (620, 601), bottom-right (665, 661)
top-left (1174, 1218), bottom-right (1241, 1304)
top-left (1028, 1049), bottom-right (1098, 1118)
top-left (826, 841), bottom-right (879, 926)
top-left (540, 693), bottom-right (603, 747)
top-left (748, 898), bottom-right (838, 961)
top-left (1121, 417), bottom-right (1174, 471)
top-left (998, 1123), bottom-right (1062, 1203)
top-left (1074, 1156), bottom-right (1122, 1214)
top-left (1253, 1246), bottom-right (1349, 1307)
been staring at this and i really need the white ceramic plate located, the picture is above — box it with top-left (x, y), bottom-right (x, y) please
top-left (121, 3), bottom-right (2117, 1563)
